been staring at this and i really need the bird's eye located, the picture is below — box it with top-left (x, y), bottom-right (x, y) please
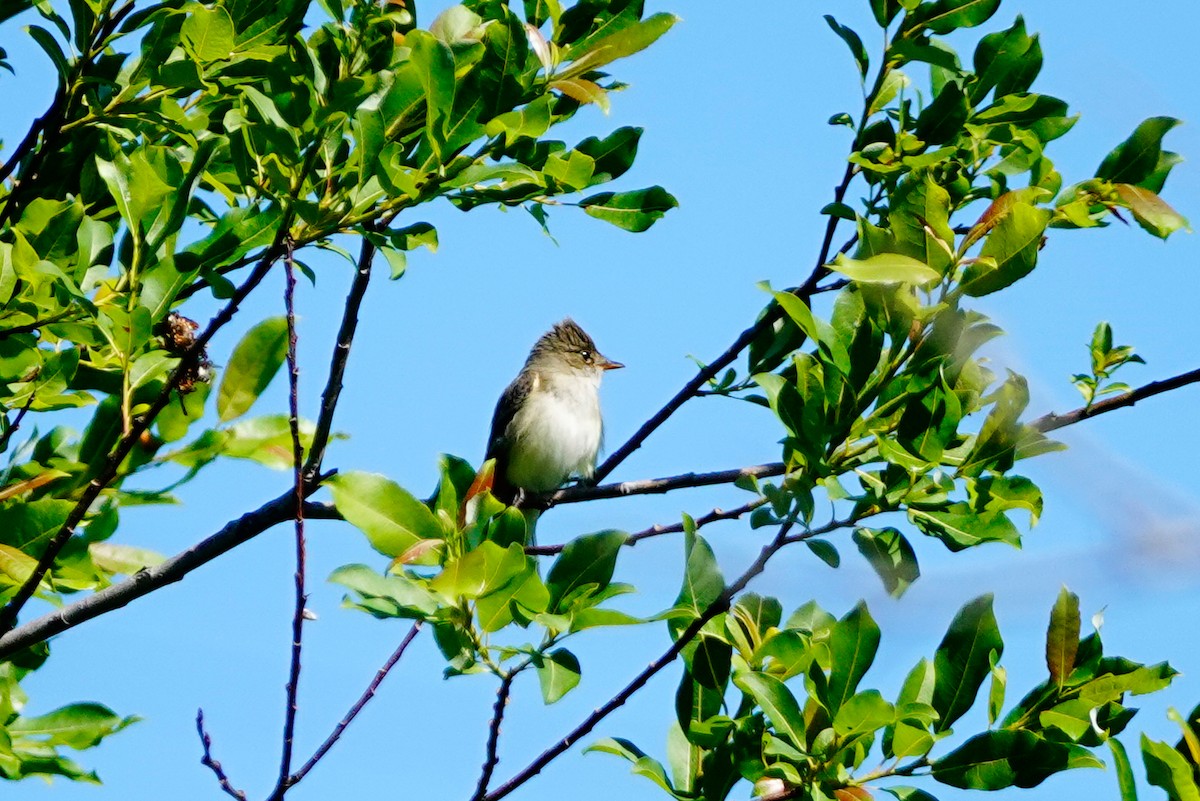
top-left (580, 350), bottom-right (593, 363)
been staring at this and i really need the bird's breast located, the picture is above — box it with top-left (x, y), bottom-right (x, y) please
top-left (505, 378), bottom-right (603, 493)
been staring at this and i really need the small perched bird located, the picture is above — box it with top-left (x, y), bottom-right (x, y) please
top-left (486, 318), bottom-right (623, 506)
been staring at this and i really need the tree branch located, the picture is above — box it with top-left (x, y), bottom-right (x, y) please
top-left (481, 521), bottom-right (795, 801)
top-left (301, 233), bottom-right (376, 484)
top-left (270, 247), bottom-right (308, 800)
top-left (196, 708), bottom-right (248, 801)
top-left (0, 484), bottom-right (319, 660)
top-left (591, 138), bottom-right (859, 488)
top-left (526, 497), bottom-right (768, 556)
top-left (0, 396), bottom-right (35, 455)
top-left (549, 463), bottom-right (787, 506)
top-left (1031, 365), bottom-right (1200, 432)
top-left (470, 670), bottom-right (516, 801)
top-left (0, 241), bottom-right (286, 634)
top-left (287, 621), bottom-right (423, 787)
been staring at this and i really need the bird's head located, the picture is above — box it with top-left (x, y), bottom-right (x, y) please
top-left (527, 318), bottom-right (624, 378)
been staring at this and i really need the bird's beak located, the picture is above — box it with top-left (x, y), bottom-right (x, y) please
top-left (598, 355), bottom-right (624, 370)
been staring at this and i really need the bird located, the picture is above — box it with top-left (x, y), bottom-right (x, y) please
top-left (486, 318), bottom-right (623, 507)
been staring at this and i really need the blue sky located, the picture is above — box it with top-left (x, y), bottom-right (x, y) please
top-left (5, 1), bottom-right (1200, 800)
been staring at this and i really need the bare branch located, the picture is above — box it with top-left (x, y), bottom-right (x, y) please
top-left (0, 396), bottom-right (35, 455)
top-left (271, 247), bottom-right (308, 800)
top-left (196, 709), bottom-right (248, 801)
top-left (288, 621), bottom-right (423, 787)
top-left (481, 522), bottom-right (795, 801)
top-left (526, 497), bottom-right (768, 556)
top-left (1032, 365), bottom-right (1200, 432)
top-left (301, 234), bottom-right (376, 484)
top-left (549, 463), bottom-right (786, 506)
top-left (0, 485), bottom-right (310, 660)
top-left (470, 671), bottom-right (516, 801)
top-left (591, 159), bottom-right (856, 486)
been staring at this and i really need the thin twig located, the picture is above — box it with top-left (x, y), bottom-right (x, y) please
top-left (301, 232), bottom-right (377, 484)
top-left (0, 243), bottom-right (285, 634)
top-left (1031, 365), bottom-right (1200, 432)
top-left (271, 245), bottom-right (307, 800)
top-left (288, 621), bottom-right (423, 787)
top-left (549, 463), bottom-right (787, 507)
top-left (591, 165), bottom-right (857, 486)
top-left (470, 671), bottom-right (517, 801)
top-left (481, 521), bottom-right (796, 801)
top-left (526, 497), bottom-right (768, 556)
top-left (0, 396), bottom-right (36, 455)
top-left (0, 311), bottom-right (80, 341)
top-left (196, 709), bottom-right (248, 801)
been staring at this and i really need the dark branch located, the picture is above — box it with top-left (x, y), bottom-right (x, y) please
top-left (271, 247), bottom-right (308, 800)
top-left (197, 709), bottom-right (248, 801)
top-left (288, 622), bottom-right (423, 787)
top-left (0, 243), bottom-right (285, 634)
top-left (548, 463), bottom-right (786, 506)
top-left (0, 310), bottom-right (80, 341)
top-left (526, 498), bottom-right (768, 556)
top-left (470, 671), bottom-right (516, 801)
top-left (0, 483), bottom-right (322, 660)
top-left (0, 396), bottom-right (35, 455)
top-left (301, 233), bottom-right (376, 484)
top-left (1031, 365), bottom-right (1200, 432)
top-left (481, 522), bottom-right (794, 801)
top-left (591, 161), bottom-right (856, 486)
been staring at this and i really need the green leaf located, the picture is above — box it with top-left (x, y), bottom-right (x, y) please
top-left (830, 253), bottom-right (941, 285)
top-left (477, 556), bottom-right (550, 632)
top-left (580, 186), bottom-right (678, 232)
top-left (971, 16), bottom-right (1041, 103)
top-left (907, 0), bottom-right (1001, 36)
top-left (961, 202), bottom-right (1051, 296)
top-left (408, 30), bottom-right (456, 158)
top-left (537, 648), bottom-right (581, 704)
top-left (327, 472), bottom-right (442, 559)
top-left (546, 530), bottom-right (627, 612)
top-left (827, 602), bottom-right (881, 714)
top-left (562, 12), bottom-right (678, 77)
top-left (1109, 738), bottom-right (1139, 801)
top-left (676, 637), bottom-right (730, 745)
top-left (587, 738), bottom-right (678, 796)
top-left (933, 730), bottom-right (1102, 790)
top-left (88, 542), bottom-right (166, 575)
top-left (430, 541), bottom-right (521, 600)
top-left (1142, 734), bottom-right (1200, 801)
top-left (328, 564), bottom-right (438, 618)
top-left (216, 317), bottom-right (288, 421)
top-left (9, 703), bottom-right (138, 749)
top-left (1097, 117), bottom-right (1182, 185)
top-left (181, 3), bottom-right (235, 61)
top-left (575, 127), bottom-right (642, 182)
top-left (670, 529), bottom-right (724, 639)
top-left (909, 505), bottom-right (1020, 552)
top-left (933, 594), bottom-right (1003, 733)
top-left (824, 15), bottom-right (867, 78)
top-left (486, 94), bottom-right (552, 145)
top-left (833, 690), bottom-right (896, 737)
top-left (734, 671), bottom-right (806, 749)
top-left (853, 527), bottom-right (920, 598)
top-left (1114, 184), bottom-right (1191, 240)
top-left (1046, 586), bottom-right (1080, 689)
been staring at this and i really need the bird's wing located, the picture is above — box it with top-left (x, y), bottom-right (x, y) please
top-left (486, 370), bottom-right (535, 461)
top-left (486, 371), bottom-right (536, 506)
